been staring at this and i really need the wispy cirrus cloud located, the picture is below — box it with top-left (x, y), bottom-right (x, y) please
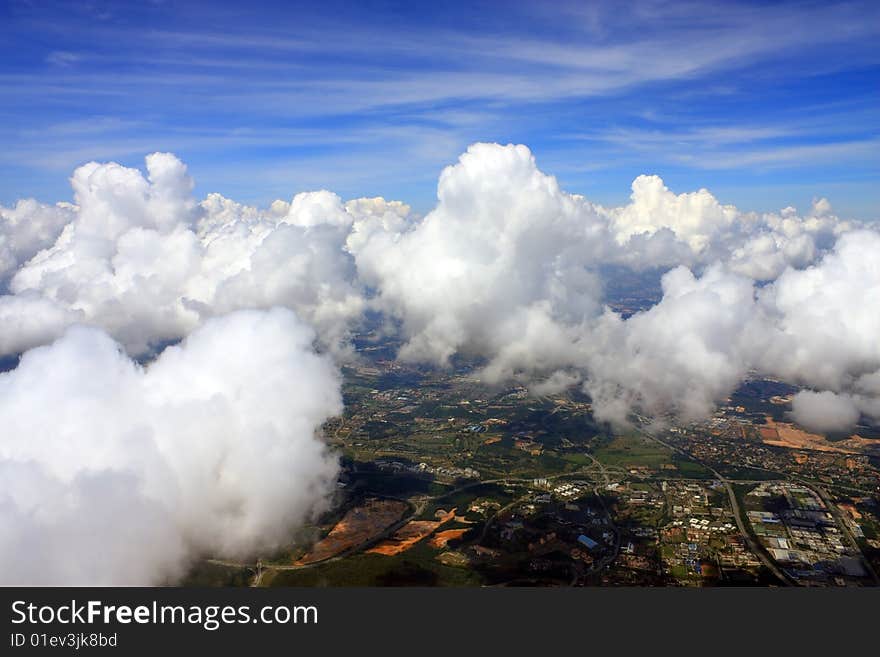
top-left (1, 0), bottom-right (878, 216)
top-left (44, 50), bottom-right (82, 67)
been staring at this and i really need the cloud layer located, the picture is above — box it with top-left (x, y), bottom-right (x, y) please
top-left (1, 144), bottom-right (875, 430)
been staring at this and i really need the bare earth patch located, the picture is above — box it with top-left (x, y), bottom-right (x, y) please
top-left (295, 498), bottom-right (408, 565)
top-left (367, 508), bottom-right (457, 556)
top-left (429, 529), bottom-right (469, 548)
top-left (760, 417), bottom-right (880, 455)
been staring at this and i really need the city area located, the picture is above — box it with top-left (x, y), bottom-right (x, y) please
top-left (190, 344), bottom-right (880, 587)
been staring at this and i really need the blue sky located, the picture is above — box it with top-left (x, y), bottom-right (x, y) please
top-left (1, 0), bottom-right (878, 218)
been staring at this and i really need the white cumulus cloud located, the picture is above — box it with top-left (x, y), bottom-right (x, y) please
top-left (790, 390), bottom-right (861, 434)
top-left (3, 154), bottom-right (373, 358)
top-left (0, 308), bottom-right (341, 585)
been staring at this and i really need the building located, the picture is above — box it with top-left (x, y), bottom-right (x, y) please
top-left (577, 534), bottom-right (599, 550)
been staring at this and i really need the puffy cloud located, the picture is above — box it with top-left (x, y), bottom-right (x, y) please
top-left (529, 369), bottom-right (583, 397)
top-left (0, 308), bottom-right (341, 585)
top-left (726, 201), bottom-right (849, 281)
top-left (606, 174), bottom-right (739, 256)
top-left (198, 190), bottom-right (367, 357)
top-left (756, 230), bottom-right (880, 391)
top-left (850, 373), bottom-right (880, 426)
top-left (4, 154), bottom-right (372, 357)
top-left (600, 176), bottom-right (852, 278)
top-left (352, 143), bottom-right (607, 375)
top-left (0, 293), bottom-right (83, 356)
top-left (344, 196), bottom-right (412, 257)
top-left (746, 230), bottom-right (880, 432)
top-left (0, 198), bottom-right (74, 286)
top-left (583, 265), bottom-right (760, 425)
top-left (790, 390), bottom-right (861, 434)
